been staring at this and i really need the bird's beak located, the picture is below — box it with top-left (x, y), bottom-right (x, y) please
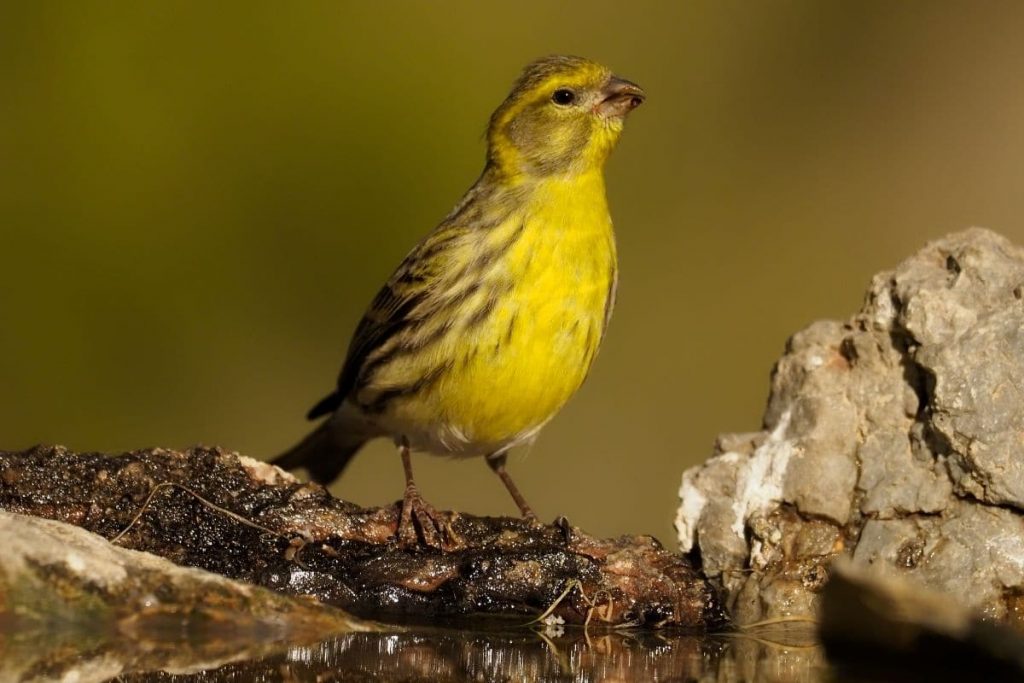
top-left (596, 76), bottom-right (645, 118)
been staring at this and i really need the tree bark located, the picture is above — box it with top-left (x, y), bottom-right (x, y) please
top-left (0, 445), bottom-right (720, 629)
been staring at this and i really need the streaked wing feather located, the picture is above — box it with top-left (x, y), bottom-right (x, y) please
top-left (330, 226), bottom-right (467, 408)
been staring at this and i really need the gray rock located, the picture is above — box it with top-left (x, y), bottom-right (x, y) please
top-left (677, 228), bottom-right (1024, 622)
top-left (921, 306), bottom-right (1024, 508)
top-left (857, 426), bottom-right (951, 517)
top-left (0, 510), bottom-right (369, 682)
top-left (852, 502), bottom-right (1024, 621)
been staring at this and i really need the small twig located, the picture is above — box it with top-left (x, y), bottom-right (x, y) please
top-left (109, 482), bottom-right (285, 544)
top-left (583, 589), bottom-right (613, 630)
top-left (527, 578), bottom-right (582, 626)
top-left (528, 578), bottom-right (616, 641)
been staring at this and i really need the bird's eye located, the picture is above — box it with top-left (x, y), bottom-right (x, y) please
top-left (551, 88), bottom-right (576, 106)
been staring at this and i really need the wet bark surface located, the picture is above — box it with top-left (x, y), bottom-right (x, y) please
top-left (0, 445), bottom-right (721, 629)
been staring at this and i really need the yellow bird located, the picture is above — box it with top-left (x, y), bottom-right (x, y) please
top-left (273, 55), bottom-right (644, 545)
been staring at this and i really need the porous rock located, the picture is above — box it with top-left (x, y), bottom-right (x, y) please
top-left (676, 228), bottom-right (1024, 624)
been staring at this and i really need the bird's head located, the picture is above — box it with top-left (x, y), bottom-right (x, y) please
top-left (486, 55), bottom-right (645, 179)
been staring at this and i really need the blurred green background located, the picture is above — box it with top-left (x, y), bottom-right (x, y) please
top-left (3, 2), bottom-right (1024, 544)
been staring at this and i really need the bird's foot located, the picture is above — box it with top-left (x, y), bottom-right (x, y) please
top-left (397, 487), bottom-right (456, 549)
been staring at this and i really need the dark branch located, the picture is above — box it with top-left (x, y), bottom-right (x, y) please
top-left (0, 445), bottom-right (721, 629)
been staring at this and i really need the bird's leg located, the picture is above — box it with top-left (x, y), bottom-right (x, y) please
top-left (485, 451), bottom-right (539, 522)
top-left (397, 440), bottom-right (446, 548)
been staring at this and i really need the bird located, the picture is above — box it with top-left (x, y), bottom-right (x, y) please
top-left (272, 55), bottom-right (645, 546)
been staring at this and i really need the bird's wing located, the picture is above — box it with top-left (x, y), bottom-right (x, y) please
top-left (306, 224), bottom-right (468, 420)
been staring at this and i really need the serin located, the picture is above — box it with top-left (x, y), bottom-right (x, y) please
top-left (273, 55), bottom-right (645, 546)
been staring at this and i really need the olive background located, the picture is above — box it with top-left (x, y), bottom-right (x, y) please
top-left (3, 2), bottom-right (1024, 544)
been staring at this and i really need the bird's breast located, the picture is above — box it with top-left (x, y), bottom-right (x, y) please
top-left (428, 176), bottom-right (617, 450)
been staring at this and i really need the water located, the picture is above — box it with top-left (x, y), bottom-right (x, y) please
top-left (5, 623), bottom-right (828, 682)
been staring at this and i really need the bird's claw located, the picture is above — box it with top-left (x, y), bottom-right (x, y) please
top-left (398, 488), bottom-right (455, 550)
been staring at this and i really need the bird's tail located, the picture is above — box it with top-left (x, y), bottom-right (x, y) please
top-left (270, 421), bottom-right (367, 485)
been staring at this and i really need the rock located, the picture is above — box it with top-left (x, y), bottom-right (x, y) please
top-left (0, 510), bottom-right (368, 682)
top-left (676, 228), bottom-right (1024, 624)
top-left (0, 445), bottom-right (720, 629)
top-left (820, 561), bottom-right (1024, 681)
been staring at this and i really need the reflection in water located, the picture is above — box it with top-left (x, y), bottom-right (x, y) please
top-left (106, 625), bottom-right (827, 683)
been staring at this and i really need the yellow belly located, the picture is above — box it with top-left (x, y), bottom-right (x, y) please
top-left (378, 174), bottom-right (617, 455)
top-left (436, 229), bottom-right (614, 448)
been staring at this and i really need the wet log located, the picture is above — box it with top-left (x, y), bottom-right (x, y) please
top-left (0, 445), bottom-right (720, 629)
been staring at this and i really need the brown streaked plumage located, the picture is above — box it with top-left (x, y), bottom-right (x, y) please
top-left (273, 56), bottom-right (645, 547)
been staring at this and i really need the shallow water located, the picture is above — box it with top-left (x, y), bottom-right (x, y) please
top-left (5, 623), bottom-right (829, 682)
